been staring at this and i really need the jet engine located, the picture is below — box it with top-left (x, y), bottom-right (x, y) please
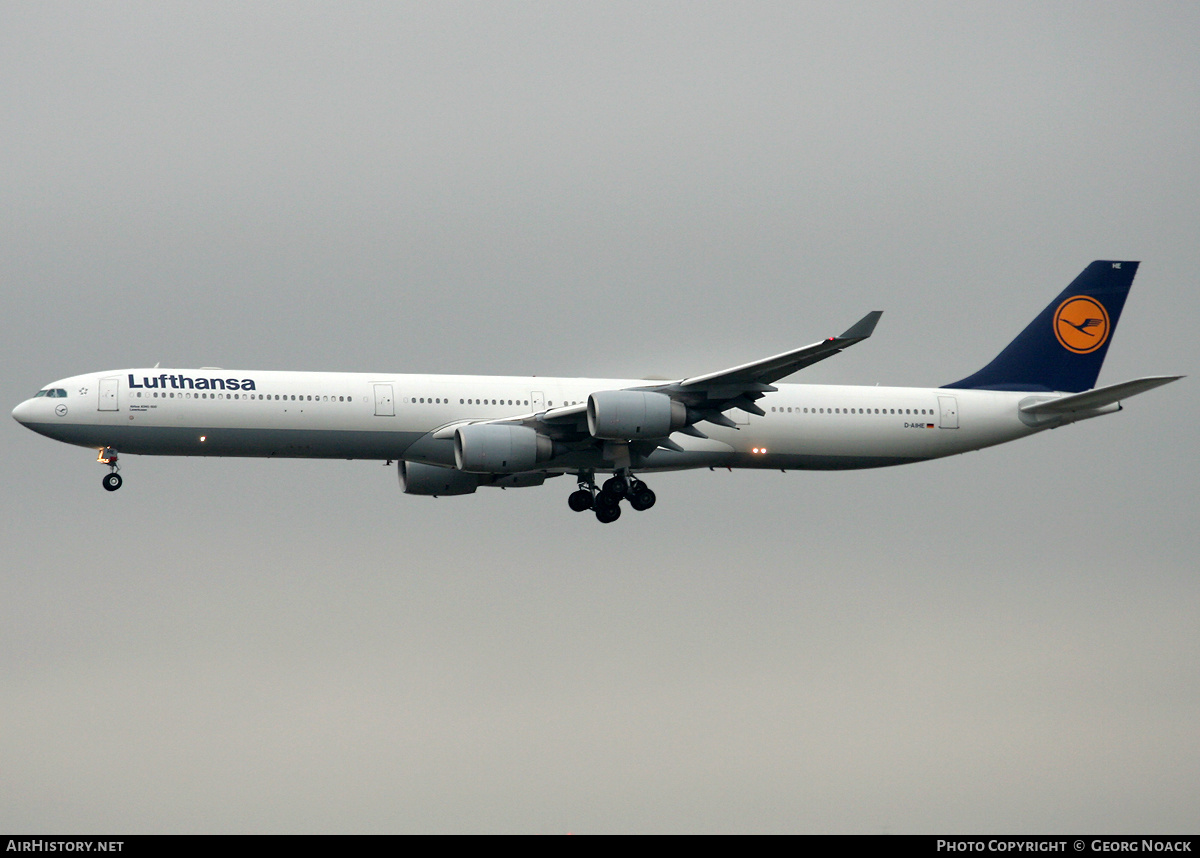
top-left (453, 423), bottom-right (554, 473)
top-left (587, 390), bottom-right (687, 440)
top-left (399, 461), bottom-right (480, 496)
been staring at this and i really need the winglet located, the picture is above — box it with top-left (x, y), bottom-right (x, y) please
top-left (838, 311), bottom-right (883, 341)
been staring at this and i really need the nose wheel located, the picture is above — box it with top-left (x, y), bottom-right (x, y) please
top-left (98, 447), bottom-right (122, 491)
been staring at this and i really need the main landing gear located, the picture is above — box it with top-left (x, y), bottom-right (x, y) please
top-left (567, 470), bottom-right (656, 524)
top-left (98, 447), bottom-right (122, 492)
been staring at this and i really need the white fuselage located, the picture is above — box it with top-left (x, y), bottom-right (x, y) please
top-left (12, 368), bottom-right (1052, 473)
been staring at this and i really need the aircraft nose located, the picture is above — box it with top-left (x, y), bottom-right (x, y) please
top-left (12, 399), bottom-right (34, 425)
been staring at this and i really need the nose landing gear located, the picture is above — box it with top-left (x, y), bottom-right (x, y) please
top-left (98, 447), bottom-right (122, 492)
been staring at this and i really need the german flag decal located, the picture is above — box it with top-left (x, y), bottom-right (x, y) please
top-left (1053, 295), bottom-right (1111, 354)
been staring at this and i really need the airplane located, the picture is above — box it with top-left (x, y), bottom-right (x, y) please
top-left (11, 261), bottom-right (1182, 524)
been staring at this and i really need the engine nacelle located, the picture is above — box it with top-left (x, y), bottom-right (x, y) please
top-left (453, 423), bottom-right (554, 473)
top-left (399, 461), bottom-right (480, 496)
top-left (587, 390), bottom-right (687, 440)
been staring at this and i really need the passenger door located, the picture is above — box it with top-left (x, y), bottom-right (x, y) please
top-left (373, 384), bottom-right (395, 416)
top-left (938, 395), bottom-right (959, 429)
top-left (98, 377), bottom-right (119, 411)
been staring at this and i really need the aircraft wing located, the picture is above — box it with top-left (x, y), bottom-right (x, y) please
top-left (673, 311), bottom-right (883, 390)
top-left (487, 310), bottom-right (884, 444)
top-left (638, 310), bottom-right (883, 429)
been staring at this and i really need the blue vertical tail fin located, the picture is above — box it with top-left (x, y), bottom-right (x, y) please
top-left (942, 261), bottom-right (1138, 393)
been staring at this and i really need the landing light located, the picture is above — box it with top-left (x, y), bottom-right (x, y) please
top-left (752, 447), bottom-right (768, 454)
top-left (200, 436), bottom-right (206, 442)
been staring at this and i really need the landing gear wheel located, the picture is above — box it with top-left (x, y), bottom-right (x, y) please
top-left (595, 501), bottom-right (621, 524)
top-left (601, 476), bottom-right (627, 499)
top-left (629, 487), bottom-right (656, 511)
top-left (568, 489), bottom-right (594, 512)
top-left (102, 473), bottom-right (123, 492)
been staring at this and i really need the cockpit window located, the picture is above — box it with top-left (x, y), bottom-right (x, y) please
top-left (35, 389), bottom-right (68, 398)
top-left (34, 389), bottom-right (48, 397)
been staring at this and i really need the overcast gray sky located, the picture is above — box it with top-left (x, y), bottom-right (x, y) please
top-left (3, 1), bottom-right (1197, 834)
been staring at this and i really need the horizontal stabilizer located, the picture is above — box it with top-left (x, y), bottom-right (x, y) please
top-left (1019, 375), bottom-right (1183, 416)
